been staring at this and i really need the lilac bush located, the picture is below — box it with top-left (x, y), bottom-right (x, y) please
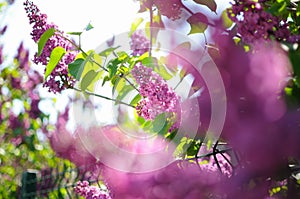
top-left (21, 0), bottom-right (300, 198)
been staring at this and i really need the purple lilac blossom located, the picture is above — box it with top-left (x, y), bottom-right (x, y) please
top-left (16, 42), bottom-right (30, 70)
top-left (74, 181), bottom-right (112, 199)
top-left (130, 30), bottom-right (150, 56)
top-left (153, 0), bottom-right (183, 21)
top-left (132, 63), bottom-right (180, 129)
top-left (24, 0), bottom-right (77, 93)
top-left (228, 0), bottom-right (293, 43)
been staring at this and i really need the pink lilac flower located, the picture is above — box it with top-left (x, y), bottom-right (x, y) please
top-left (0, 45), bottom-right (3, 65)
top-left (228, 0), bottom-right (293, 43)
top-left (74, 181), bottom-right (111, 199)
top-left (28, 91), bottom-right (41, 119)
top-left (16, 42), bottom-right (30, 71)
top-left (24, 0), bottom-right (77, 93)
top-left (130, 30), bottom-right (150, 56)
top-left (10, 76), bottom-right (21, 90)
top-left (132, 63), bottom-right (180, 125)
top-left (153, 0), bottom-right (183, 21)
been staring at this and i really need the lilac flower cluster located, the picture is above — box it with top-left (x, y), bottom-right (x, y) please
top-left (130, 30), bottom-right (150, 56)
top-left (24, 0), bottom-right (77, 93)
top-left (153, 0), bottom-right (183, 21)
top-left (74, 181), bottom-right (111, 199)
top-left (2, 42), bottom-right (44, 147)
top-left (228, 0), bottom-right (293, 43)
top-left (132, 63), bottom-right (180, 122)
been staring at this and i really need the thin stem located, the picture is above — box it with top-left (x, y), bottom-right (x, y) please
top-left (149, 6), bottom-right (153, 58)
top-left (123, 76), bottom-right (139, 92)
top-left (72, 87), bottom-right (136, 108)
top-left (186, 147), bottom-right (233, 161)
top-left (181, 2), bottom-right (194, 15)
top-left (174, 76), bottom-right (184, 90)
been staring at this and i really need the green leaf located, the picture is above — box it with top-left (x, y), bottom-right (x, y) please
top-left (130, 94), bottom-right (141, 106)
top-left (154, 63), bottom-right (173, 80)
top-left (68, 58), bottom-right (85, 80)
top-left (102, 76), bottom-right (110, 86)
top-left (116, 85), bottom-right (134, 102)
top-left (152, 113), bottom-right (166, 132)
top-left (117, 51), bottom-right (129, 62)
top-left (268, 1), bottom-right (287, 16)
top-left (129, 17), bottom-right (144, 37)
top-left (68, 52), bottom-right (96, 81)
top-left (98, 46), bottom-right (120, 57)
top-left (80, 51), bottom-right (103, 81)
top-left (112, 77), bottom-right (126, 94)
top-left (107, 59), bottom-right (121, 78)
top-left (186, 141), bottom-right (200, 156)
top-left (174, 137), bottom-right (189, 157)
top-left (77, 51), bottom-right (103, 91)
top-left (80, 70), bottom-right (99, 91)
top-left (87, 70), bottom-right (103, 92)
top-left (67, 31), bottom-right (82, 36)
top-left (141, 56), bottom-right (158, 67)
top-left (38, 28), bottom-right (55, 56)
top-left (221, 9), bottom-right (233, 29)
top-left (193, 0), bottom-right (217, 13)
top-left (44, 46), bottom-right (66, 80)
top-left (187, 13), bottom-right (208, 34)
top-left (85, 22), bottom-right (94, 31)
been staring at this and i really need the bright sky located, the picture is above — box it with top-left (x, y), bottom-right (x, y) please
top-left (2, 0), bottom-right (140, 57)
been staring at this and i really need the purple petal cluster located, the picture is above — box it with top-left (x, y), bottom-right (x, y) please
top-left (74, 181), bottom-right (111, 199)
top-left (132, 63), bottom-right (180, 122)
top-left (130, 30), bottom-right (150, 56)
top-left (24, 0), bottom-right (77, 93)
top-left (153, 0), bottom-right (183, 21)
top-left (228, 0), bottom-right (294, 43)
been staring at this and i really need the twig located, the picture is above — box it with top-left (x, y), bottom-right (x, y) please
top-left (72, 87), bottom-right (135, 108)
